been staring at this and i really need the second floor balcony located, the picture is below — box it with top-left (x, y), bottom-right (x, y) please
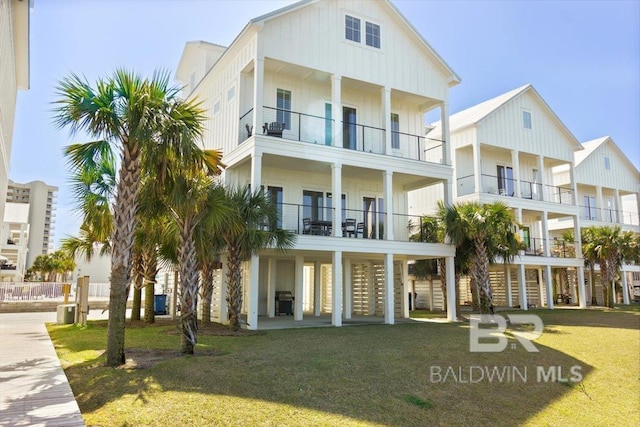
top-left (239, 107), bottom-right (445, 165)
top-left (457, 174), bottom-right (575, 205)
top-left (579, 205), bottom-right (639, 226)
top-left (263, 203), bottom-right (441, 244)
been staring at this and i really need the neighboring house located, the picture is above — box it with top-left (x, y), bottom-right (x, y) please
top-left (0, 202), bottom-right (29, 282)
top-left (175, 0), bottom-right (460, 328)
top-left (551, 136), bottom-right (640, 304)
top-left (0, 0), bottom-right (32, 234)
top-left (410, 84), bottom-right (588, 310)
top-left (5, 180), bottom-right (58, 268)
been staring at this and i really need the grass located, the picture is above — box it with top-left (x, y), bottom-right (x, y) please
top-left (48, 306), bottom-right (640, 427)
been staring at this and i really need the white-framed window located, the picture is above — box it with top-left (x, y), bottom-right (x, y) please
top-left (227, 86), bottom-right (235, 101)
top-left (276, 88), bottom-right (291, 130)
top-left (604, 156), bottom-right (611, 170)
top-left (345, 15), bottom-right (361, 43)
top-left (391, 113), bottom-right (400, 149)
top-left (366, 22), bottom-right (380, 48)
top-left (213, 100), bottom-right (220, 115)
top-left (523, 111), bottom-right (532, 129)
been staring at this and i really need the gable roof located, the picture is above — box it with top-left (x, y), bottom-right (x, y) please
top-left (429, 84), bottom-right (583, 151)
top-left (576, 136), bottom-right (640, 175)
top-left (250, 0), bottom-right (460, 86)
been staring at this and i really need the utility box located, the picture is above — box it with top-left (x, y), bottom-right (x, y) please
top-left (57, 304), bottom-right (76, 324)
top-left (154, 294), bottom-right (167, 315)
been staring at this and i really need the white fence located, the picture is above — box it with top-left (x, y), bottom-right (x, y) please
top-left (0, 282), bottom-right (113, 302)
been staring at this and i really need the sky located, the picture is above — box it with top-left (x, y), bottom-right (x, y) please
top-left (10, 0), bottom-right (640, 248)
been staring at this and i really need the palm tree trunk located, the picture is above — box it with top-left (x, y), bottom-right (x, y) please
top-left (226, 243), bottom-right (243, 331)
top-left (200, 262), bottom-right (215, 325)
top-left (106, 143), bottom-right (140, 367)
top-left (130, 251), bottom-right (143, 320)
top-left (437, 258), bottom-right (446, 311)
top-left (179, 218), bottom-right (199, 354)
top-left (473, 237), bottom-right (493, 314)
top-left (590, 265), bottom-right (598, 305)
top-left (131, 276), bottom-right (142, 321)
top-left (143, 249), bottom-right (158, 324)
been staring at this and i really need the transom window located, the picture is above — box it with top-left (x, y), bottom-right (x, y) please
top-left (366, 22), bottom-right (380, 48)
top-left (345, 15), bottom-right (361, 43)
top-left (523, 111), bottom-right (532, 129)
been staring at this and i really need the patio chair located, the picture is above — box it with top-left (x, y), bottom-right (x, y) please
top-left (302, 218), bottom-right (311, 234)
top-left (355, 222), bottom-right (365, 238)
top-left (263, 122), bottom-right (285, 137)
top-left (343, 218), bottom-right (357, 237)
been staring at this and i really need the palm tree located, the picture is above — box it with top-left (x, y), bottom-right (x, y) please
top-left (587, 226), bottom-right (636, 307)
top-left (220, 186), bottom-right (296, 331)
top-left (148, 141), bottom-right (226, 353)
top-left (409, 212), bottom-right (472, 317)
top-left (440, 201), bottom-right (520, 314)
top-left (54, 69), bottom-right (207, 367)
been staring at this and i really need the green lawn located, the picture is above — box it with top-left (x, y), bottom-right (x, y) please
top-left (48, 306), bottom-right (640, 427)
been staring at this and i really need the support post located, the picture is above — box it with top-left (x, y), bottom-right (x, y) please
top-left (384, 253), bottom-right (394, 325)
top-left (332, 251), bottom-right (343, 326)
top-left (246, 255), bottom-right (259, 330)
top-left (294, 255), bottom-right (304, 320)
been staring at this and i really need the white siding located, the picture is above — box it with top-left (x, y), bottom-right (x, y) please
top-left (476, 91), bottom-right (577, 162)
top-left (259, 0), bottom-right (449, 101)
top-left (574, 143), bottom-right (639, 193)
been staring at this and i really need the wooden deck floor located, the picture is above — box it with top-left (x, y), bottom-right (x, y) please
top-left (0, 312), bottom-right (85, 427)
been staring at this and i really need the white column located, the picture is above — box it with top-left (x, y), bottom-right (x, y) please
top-left (220, 261), bottom-right (228, 322)
top-left (441, 99), bottom-right (451, 166)
top-left (252, 57), bottom-right (264, 135)
top-left (428, 276), bottom-right (434, 311)
top-left (267, 258), bottom-right (276, 317)
top-left (615, 189), bottom-right (623, 223)
top-left (518, 264), bottom-right (527, 310)
top-left (331, 75), bottom-right (342, 149)
top-left (332, 251), bottom-right (343, 326)
top-left (596, 186), bottom-right (604, 221)
top-left (383, 170), bottom-right (394, 240)
top-left (544, 265), bottom-right (554, 309)
top-left (332, 163), bottom-right (342, 237)
top-left (577, 267), bottom-right (586, 308)
top-left (247, 254), bottom-right (260, 330)
top-left (473, 143), bottom-right (482, 193)
top-left (537, 155), bottom-right (546, 201)
top-left (294, 255), bottom-right (304, 320)
top-left (344, 258), bottom-right (352, 320)
top-left (541, 211), bottom-right (550, 257)
top-left (621, 270), bottom-right (630, 305)
top-left (505, 265), bottom-right (513, 307)
top-left (401, 259), bottom-right (410, 319)
top-left (446, 256), bottom-right (456, 321)
top-left (511, 150), bottom-right (521, 198)
top-left (384, 253), bottom-right (394, 325)
top-left (444, 178), bottom-right (454, 206)
top-left (251, 153), bottom-right (262, 191)
top-left (569, 162), bottom-right (578, 206)
top-left (382, 87), bottom-right (392, 155)
top-left (313, 261), bottom-right (322, 316)
top-left (538, 268), bottom-right (546, 307)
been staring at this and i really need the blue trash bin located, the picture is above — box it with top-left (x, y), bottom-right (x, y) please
top-left (154, 294), bottom-right (167, 315)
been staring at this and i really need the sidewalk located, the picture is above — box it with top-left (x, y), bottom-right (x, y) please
top-left (0, 311), bottom-right (92, 426)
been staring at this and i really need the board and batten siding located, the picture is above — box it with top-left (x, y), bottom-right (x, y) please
top-left (192, 33), bottom-right (258, 157)
top-left (574, 144), bottom-right (639, 193)
top-left (476, 92), bottom-right (577, 162)
top-left (258, 0), bottom-right (450, 102)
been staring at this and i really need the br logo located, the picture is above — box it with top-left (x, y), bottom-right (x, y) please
top-left (469, 314), bottom-right (544, 353)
